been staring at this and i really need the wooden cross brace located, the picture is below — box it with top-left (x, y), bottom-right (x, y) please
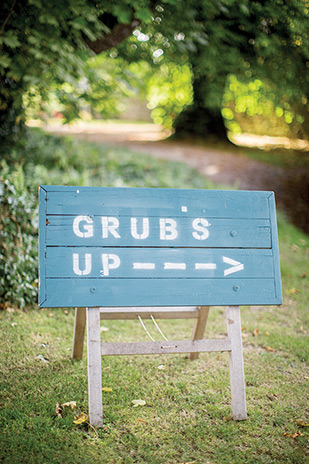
top-left (72, 305), bottom-right (247, 427)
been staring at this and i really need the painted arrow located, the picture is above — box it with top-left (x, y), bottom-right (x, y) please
top-left (223, 256), bottom-right (244, 276)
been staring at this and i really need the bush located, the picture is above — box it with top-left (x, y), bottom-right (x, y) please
top-left (0, 167), bottom-right (38, 308)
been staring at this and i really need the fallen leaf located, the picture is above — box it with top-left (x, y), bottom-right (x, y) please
top-left (62, 401), bottom-right (77, 409)
top-left (264, 346), bottom-right (276, 352)
top-left (137, 418), bottom-right (146, 423)
top-left (55, 402), bottom-right (62, 418)
top-left (266, 393), bottom-right (278, 401)
top-left (295, 419), bottom-right (309, 427)
top-left (283, 432), bottom-right (304, 439)
top-left (100, 326), bottom-right (109, 332)
top-left (73, 412), bottom-right (88, 425)
top-left (265, 331), bottom-right (270, 336)
top-left (287, 288), bottom-right (300, 295)
top-left (102, 387), bottom-right (113, 392)
top-left (253, 328), bottom-right (260, 337)
top-left (292, 244), bottom-right (299, 252)
top-left (64, 310), bottom-right (69, 315)
top-left (300, 272), bottom-right (306, 278)
top-left (132, 399), bottom-right (146, 407)
top-left (157, 364), bottom-right (166, 370)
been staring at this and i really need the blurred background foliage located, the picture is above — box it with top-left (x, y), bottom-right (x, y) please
top-left (1, 0), bottom-right (308, 147)
top-left (222, 75), bottom-right (308, 139)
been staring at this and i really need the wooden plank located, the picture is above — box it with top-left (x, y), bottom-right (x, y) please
top-left (190, 306), bottom-right (210, 360)
top-left (268, 193), bottom-right (283, 300)
top-left (87, 308), bottom-right (103, 427)
top-left (72, 307), bottom-right (86, 360)
top-left (45, 216), bottom-right (271, 248)
top-left (38, 186), bottom-right (47, 306)
top-left (226, 306), bottom-right (247, 420)
top-left (44, 277), bottom-right (280, 307)
top-left (99, 306), bottom-right (199, 320)
top-left (45, 248), bottom-right (275, 279)
top-left (43, 186), bottom-right (271, 219)
top-left (100, 338), bottom-right (231, 356)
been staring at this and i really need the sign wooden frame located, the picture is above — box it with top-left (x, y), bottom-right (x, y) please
top-left (39, 186), bottom-right (282, 427)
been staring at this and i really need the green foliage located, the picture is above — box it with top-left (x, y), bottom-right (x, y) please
top-left (0, 128), bottom-right (211, 308)
top-left (222, 75), bottom-right (308, 138)
top-left (171, 0), bottom-right (309, 138)
top-left (147, 63), bottom-right (192, 128)
top-left (1, 0), bottom-right (308, 147)
top-left (0, 0), bottom-right (154, 141)
top-left (0, 167), bottom-right (38, 308)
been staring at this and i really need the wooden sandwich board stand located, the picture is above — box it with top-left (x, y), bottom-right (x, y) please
top-left (39, 186), bottom-right (282, 427)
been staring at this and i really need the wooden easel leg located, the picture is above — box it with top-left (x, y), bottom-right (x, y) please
top-left (87, 307), bottom-right (103, 428)
top-left (72, 307), bottom-right (86, 360)
top-left (226, 306), bottom-right (247, 420)
top-left (189, 306), bottom-right (210, 360)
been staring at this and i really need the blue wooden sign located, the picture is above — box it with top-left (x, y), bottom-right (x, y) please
top-left (39, 186), bottom-right (282, 307)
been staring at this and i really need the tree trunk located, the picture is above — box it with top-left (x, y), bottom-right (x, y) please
top-left (173, 76), bottom-right (228, 141)
top-left (0, 78), bottom-right (25, 158)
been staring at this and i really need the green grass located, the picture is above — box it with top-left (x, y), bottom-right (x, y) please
top-left (171, 129), bottom-right (309, 170)
top-left (239, 147), bottom-right (309, 170)
top-left (1, 136), bottom-right (308, 463)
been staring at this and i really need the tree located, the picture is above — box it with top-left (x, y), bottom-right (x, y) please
top-left (1, 0), bottom-right (308, 149)
top-left (0, 0), bottom-right (152, 152)
top-left (113, 0), bottom-right (309, 140)
top-left (171, 0), bottom-right (309, 140)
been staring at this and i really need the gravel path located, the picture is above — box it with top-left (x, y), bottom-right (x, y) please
top-left (45, 122), bottom-right (287, 204)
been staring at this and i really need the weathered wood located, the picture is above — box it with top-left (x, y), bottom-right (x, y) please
top-left (45, 277), bottom-right (279, 308)
top-left (99, 306), bottom-right (199, 320)
top-left (72, 307), bottom-right (86, 360)
top-left (41, 186), bottom-right (273, 218)
top-left (100, 338), bottom-right (231, 356)
top-left (87, 307), bottom-right (103, 428)
top-left (39, 186), bottom-right (282, 308)
top-left (46, 248), bottom-right (275, 278)
top-left (38, 187), bottom-right (47, 307)
top-left (226, 306), bottom-right (247, 420)
top-left (190, 306), bottom-right (210, 360)
top-left (46, 216), bottom-right (271, 248)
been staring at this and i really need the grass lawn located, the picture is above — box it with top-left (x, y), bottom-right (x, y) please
top-left (0, 136), bottom-right (308, 464)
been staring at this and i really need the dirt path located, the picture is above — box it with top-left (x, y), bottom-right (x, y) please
top-left (45, 121), bottom-right (287, 196)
